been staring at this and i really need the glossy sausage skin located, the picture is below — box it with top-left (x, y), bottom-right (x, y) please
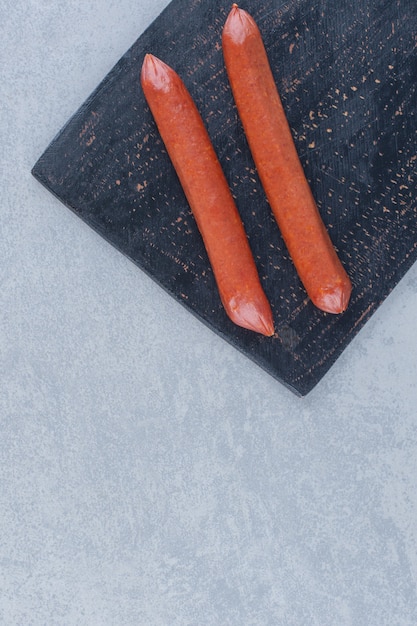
top-left (141, 54), bottom-right (274, 336)
top-left (222, 6), bottom-right (352, 314)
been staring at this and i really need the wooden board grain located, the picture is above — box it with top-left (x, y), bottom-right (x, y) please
top-left (32, 0), bottom-right (417, 395)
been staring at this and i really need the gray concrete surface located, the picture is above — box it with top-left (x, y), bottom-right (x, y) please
top-left (2, 1), bottom-right (417, 624)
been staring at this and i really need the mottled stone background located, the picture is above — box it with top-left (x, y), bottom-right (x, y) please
top-left (2, 0), bottom-right (417, 624)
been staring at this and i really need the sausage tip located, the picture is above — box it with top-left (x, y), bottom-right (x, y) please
top-left (226, 297), bottom-right (275, 336)
top-left (223, 4), bottom-right (258, 45)
top-left (313, 280), bottom-right (352, 314)
top-left (141, 54), bottom-right (173, 93)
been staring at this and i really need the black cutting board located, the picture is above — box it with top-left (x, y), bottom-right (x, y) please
top-left (32, 0), bottom-right (417, 396)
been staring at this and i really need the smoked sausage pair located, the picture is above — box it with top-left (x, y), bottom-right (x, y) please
top-left (140, 4), bottom-right (352, 335)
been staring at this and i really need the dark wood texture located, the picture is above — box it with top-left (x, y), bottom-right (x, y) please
top-left (32, 0), bottom-right (417, 395)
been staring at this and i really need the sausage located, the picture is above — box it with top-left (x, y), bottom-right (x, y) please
top-left (140, 54), bottom-right (274, 336)
top-left (222, 5), bottom-right (352, 314)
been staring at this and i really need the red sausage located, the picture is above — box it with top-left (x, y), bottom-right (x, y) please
top-left (222, 5), bottom-right (352, 314)
top-left (140, 54), bottom-right (274, 336)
